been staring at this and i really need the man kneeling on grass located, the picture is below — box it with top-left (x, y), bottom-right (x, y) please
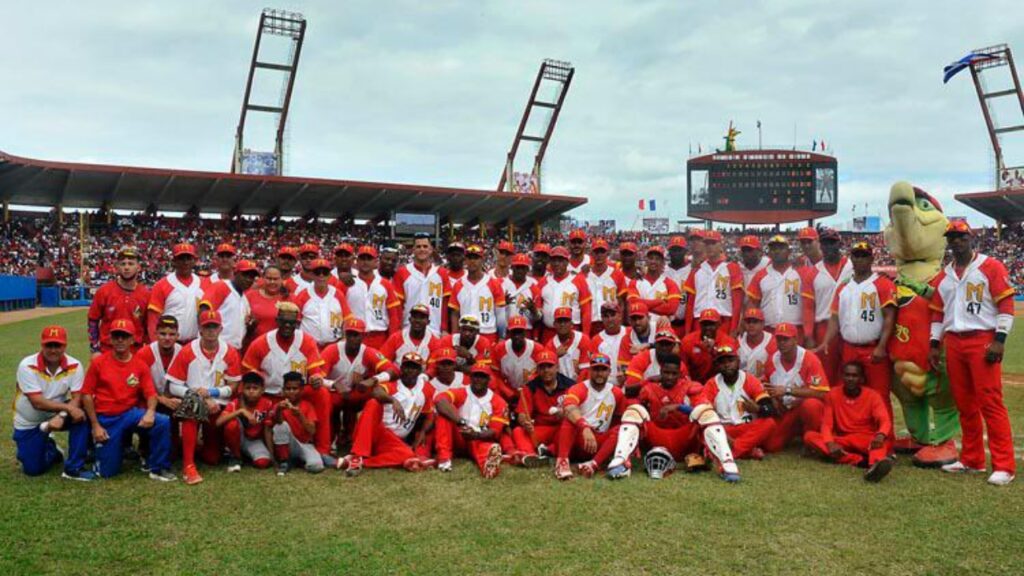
top-left (432, 363), bottom-right (508, 478)
top-left (272, 372), bottom-right (324, 475)
top-left (217, 371), bottom-right (276, 472)
top-left (340, 351), bottom-right (436, 476)
top-left (804, 360), bottom-right (894, 482)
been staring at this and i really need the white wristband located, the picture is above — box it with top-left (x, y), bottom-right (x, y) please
top-left (929, 321), bottom-right (943, 343)
top-left (996, 313), bottom-right (1014, 335)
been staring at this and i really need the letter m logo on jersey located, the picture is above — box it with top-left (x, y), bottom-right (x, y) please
top-left (478, 296), bottom-right (493, 313)
top-left (784, 279), bottom-right (800, 295)
top-left (372, 294), bottom-right (386, 309)
top-left (428, 282), bottom-right (442, 299)
top-left (965, 282), bottom-right (985, 303)
top-left (860, 292), bottom-right (878, 310)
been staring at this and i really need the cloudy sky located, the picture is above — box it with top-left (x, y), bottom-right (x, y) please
top-left (4, 0), bottom-right (1024, 228)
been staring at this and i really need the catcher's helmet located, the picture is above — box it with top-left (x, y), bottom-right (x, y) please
top-left (644, 447), bottom-right (676, 480)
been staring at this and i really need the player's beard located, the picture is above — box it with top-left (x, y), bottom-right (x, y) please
top-left (120, 271), bottom-right (138, 283)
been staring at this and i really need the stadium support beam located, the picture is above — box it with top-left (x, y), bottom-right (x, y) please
top-left (154, 174), bottom-right (177, 206)
top-left (453, 195), bottom-right (495, 221)
top-left (102, 172), bottom-right (125, 205)
top-left (276, 183), bottom-right (311, 214)
top-left (511, 199), bottom-right (553, 225)
top-left (236, 180), bottom-right (267, 211)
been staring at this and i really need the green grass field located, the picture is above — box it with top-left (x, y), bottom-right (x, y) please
top-left (2, 310), bottom-right (1024, 575)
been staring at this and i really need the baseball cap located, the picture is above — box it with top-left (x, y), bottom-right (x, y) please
top-left (172, 243), bottom-right (197, 258)
top-left (536, 349), bottom-right (557, 366)
top-left (459, 315), bottom-right (481, 328)
top-left (774, 323), bottom-right (798, 338)
top-left (511, 253), bottom-right (531, 267)
top-left (592, 238), bottom-right (610, 252)
top-left (699, 309), bottom-right (722, 324)
top-left (713, 344), bottom-right (739, 360)
top-left (433, 347), bottom-right (457, 363)
top-left (116, 246), bottom-right (139, 260)
top-left (703, 230), bottom-right (723, 243)
top-left (590, 353), bottom-right (612, 369)
top-left (469, 363), bottom-right (491, 376)
top-left (466, 244), bottom-right (485, 257)
top-left (446, 242), bottom-right (466, 253)
top-left (550, 246), bottom-right (570, 260)
top-left (668, 236), bottom-right (687, 249)
top-left (945, 220), bottom-right (972, 236)
top-left (357, 246), bottom-right (378, 258)
top-left (235, 259), bottom-right (259, 274)
top-left (497, 240), bottom-right (515, 254)
top-left (410, 303), bottom-right (430, 316)
top-left (40, 326), bottom-right (67, 345)
top-left (333, 243), bottom-right (354, 255)
top-left (767, 234), bottom-right (789, 246)
top-left (299, 243), bottom-right (320, 256)
top-left (569, 229), bottom-right (587, 241)
top-left (344, 318), bottom-right (366, 334)
top-left (553, 306), bottom-right (573, 321)
top-left (508, 315), bottom-right (529, 331)
top-left (619, 241), bottom-right (638, 254)
top-left (600, 301), bottom-right (620, 314)
top-left (743, 308), bottom-right (765, 321)
top-left (109, 318), bottom-right (135, 338)
top-left (820, 228), bottom-right (841, 242)
top-left (156, 315), bottom-right (179, 330)
top-left (400, 352), bottom-right (425, 367)
top-left (646, 245), bottom-right (666, 257)
top-left (797, 227), bottom-right (819, 241)
top-left (850, 241), bottom-right (873, 256)
top-left (628, 301), bottom-right (649, 317)
top-left (199, 310), bottom-right (222, 327)
top-left (215, 243), bottom-right (237, 256)
top-left (277, 246), bottom-right (298, 258)
top-left (738, 235), bottom-right (761, 250)
top-left (655, 330), bottom-right (678, 344)
top-left (687, 228), bottom-right (705, 240)
top-left (532, 243), bottom-right (552, 255)
top-left (309, 258), bottom-right (332, 272)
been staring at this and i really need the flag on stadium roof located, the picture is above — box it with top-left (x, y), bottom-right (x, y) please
top-left (943, 52), bottom-right (999, 83)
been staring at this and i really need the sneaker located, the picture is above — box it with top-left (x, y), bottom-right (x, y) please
top-left (988, 471), bottom-right (1015, 486)
top-left (555, 458), bottom-right (573, 481)
top-left (321, 454), bottom-right (338, 469)
top-left (606, 464), bottom-right (631, 480)
top-left (335, 455), bottom-right (351, 470)
top-left (864, 458), bottom-right (893, 483)
top-left (183, 464), bottom-right (204, 486)
top-left (720, 471), bottom-right (741, 483)
top-left (62, 469), bottom-right (98, 482)
top-left (139, 458), bottom-right (151, 473)
top-left (482, 444), bottom-right (502, 479)
top-left (537, 444), bottom-right (552, 459)
top-left (521, 454), bottom-right (546, 468)
top-left (501, 453), bottom-right (515, 465)
top-left (941, 461), bottom-right (985, 474)
top-left (437, 460), bottom-right (453, 473)
top-left (345, 455), bottom-right (364, 477)
top-left (225, 457), bottom-right (242, 473)
top-left (577, 460), bottom-right (598, 478)
top-left (277, 462), bottom-right (291, 476)
top-left (149, 469), bottom-right (177, 482)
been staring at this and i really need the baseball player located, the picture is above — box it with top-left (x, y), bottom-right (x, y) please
top-left (207, 242), bottom-right (237, 283)
top-left (585, 239), bottom-right (629, 336)
top-left (378, 246), bottom-right (400, 281)
top-left (330, 243), bottom-right (355, 289)
top-left (340, 352), bottom-right (436, 475)
top-left (347, 246), bottom-right (401, 350)
top-left (434, 316), bottom-right (494, 372)
top-left (928, 221), bottom-right (1016, 486)
top-left (530, 243), bottom-right (551, 282)
top-left (200, 259), bottom-right (259, 350)
top-left (433, 363), bottom-right (509, 478)
top-left (590, 302), bottom-right (630, 385)
top-left (166, 310), bottom-right (242, 485)
top-left (502, 253), bottom-right (539, 334)
top-left (88, 246), bottom-right (149, 354)
top-left (801, 228), bottom-right (852, 379)
top-left (274, 246), bottom-right (300, 288)
top-left (380, 304), bottom-right (440, 364)
top-left (619, 301), bottom-right (664, 360)
top-left (393, 233), bottom-right (450, 334)
top-left (624, 329), bottom-right (687, 390)
top-left (544, 307), bottom-right (592, 382)
top-left (510, 349), bottom-right (572, 466)
top-left (554, 354), bottom-right (623, 480)
top-left (272, 372), bottom-right (325, 475)
top-left (737, 308), bottom-right (776, 380)
top-left (746, 235), bottom-right (815, 340)
top-left (818, 241), bottom-right (896, 431)
top-left (682, 230), bottom-right (744, 336)
top-left (490, 315), bottom-right (549, 401)
top-left (284, 242), bottom-right (321, 294)
top-left (489, 240), bottom-right (516, 280)
top-left (147, 242), bottom-right (208, 343)
top-left (761, 323), bottom-right (829, 454)
top-left (292, 258), bottom-right (352, 347)
top-left (442, 241), bottom-right (467, 284)
top-left (616, 242), bottom-right (641, 281)
top-left (804, 361), bottom-right (893, 482)
top-left (216, 371), bottom-right (276, 472)
top-left (796, 227), bottom-right (823, 267)
top-left (679, 309), bottom-right (730, 383)
top-left (630, 246), bottom-right (683, 321)
top-left (13, 326), bottom-right (91, 480)
top-left (532, 247), bottom-right (593, 338)
top-left (428, 347), bottom-right (466, 394)
top-left (665, 235), bottom-right (693, 338)
top-left (133, 315), bottom-right (183, 457)
top-left (81, 319), bottom-right (175, 481)
top-left (449, 244), bottom-right (507, 337)
top-left (567, 229), bottom-right (591, 274)
top-left (737, 235), bottom-right (770, 290)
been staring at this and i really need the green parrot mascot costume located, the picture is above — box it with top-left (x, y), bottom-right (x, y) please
top-left (883, 181), bottom-right (960, 466)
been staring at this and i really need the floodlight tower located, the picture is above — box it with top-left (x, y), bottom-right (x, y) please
top-left (967, 44), bottom-right (1024, 189)
top-left (231, 9), bottom-right (306, 176)
top-left (498, 59), bottom-right (574, 194)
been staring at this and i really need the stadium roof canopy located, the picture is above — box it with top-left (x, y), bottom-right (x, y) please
top-left (0, 150), bottom-right (586, 226)
top-left (955, 187), bottom-right (1024, 225)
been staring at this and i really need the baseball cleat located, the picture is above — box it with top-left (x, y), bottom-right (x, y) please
top-left (61, 469), bottom-right (98, 482)
top-left (720, 471), bottom-right (741, 483)
top-left (345, 455), bottom-right (364, 477)
top-left (537, 444), bottom-right (552, 459)
top-left (335, 455), bottom-right (350, 470)
top-left (577, 460), bottom-right (598, 478)
top-left (863, 458), bottom-right (893, 483)
top-left (437, 460), bottom-right (453, 473)
top-left (941, 461), bottom-right (985, 474)
top-left (606, 464), bottom-right (631, 480)
top-left (225, 457), bottom-right (242, 473)
top-left (987, 471), bottom-right (1015, 486)
top-left (277, 462), bottom-right (290, 476)
top-left (482, 444), bottom-right (502, 479)
top-left (183, 465), bottom-right (203, 486)
top-left (521, 454), bottom-right (546, 468)
top-left (554, 458), bottom-right (573, 481)
top-left (149, 469), bottom-right (177, 482)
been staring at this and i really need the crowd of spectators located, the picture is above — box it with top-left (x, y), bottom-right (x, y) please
top-left (1, 210), bottom-right (1021, 290)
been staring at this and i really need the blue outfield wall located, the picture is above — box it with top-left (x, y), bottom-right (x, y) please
top-left (0, 275), bottom-right (37, 311)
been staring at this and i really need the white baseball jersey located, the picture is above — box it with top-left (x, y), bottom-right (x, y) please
top-left (574, 380), bottom-right (618, 433)
top-left (430, 372), bottom-right (466, 395)
top-left (665, 264), bottom-right (692, 321)
top-left (689, 259), bottom-right (742, 319)
top-left (748, 265), bottom-right (806, 327)
top-left (452, 275), bottom-right (504, 335)
top-left (326, 343), bottom-right (371, 394)
top-left (347, 272), bottom-right (394, 332)
top-left (248, 329), bottom-right (321, 395)
top-left (630, 274), bottom-right (681, 320)
top-left (140, 341), bottom-right (181, 395)
top-left (933, 253), bottom-right (1015, 334)
top-left (159, 273), bottom-right (204, 341)
top-left (393, 328), bottom-right (438, 361)
top-left (738, 332), bottom-right (773, 379)
top-left (710, 371), bottom-right (757, 426)
top-left (297, 285), bottom-right (347, 345)
top-left (568, 254), bottom-right (592, 275)
top-left (502, 276), bottom-right (538, 329)
top-left (14, 353), bottom-right (84, 430)
top-left (551, 331), bottom-right (589, 380)
top-left (395, 262), bottom-right (448, 334)
top-left (809, 258), bottom-right (853, 322)
top-left (494, 339), bottom-right (540, 391)
top-left (382, 375), bottom-right (433, 439)
top-left (538, 274), bottom-right (587, 327)
top-left (206, 280), bottom-right (249, 349)
top-left (457, 388), bottom-right (501, 432)
top-left (586, 266), bottom-right (624, 322)
top-left (741, 256), bottom-right (770, 293)
top-left (592, 328), bottom-right (627, 381)
top-left (833, 273), bottom-right (895, 344)
top-left (166, 340), bottom-right (240, 405)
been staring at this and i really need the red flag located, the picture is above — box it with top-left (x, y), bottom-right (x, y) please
top-left (638, 199), bottom-right (645, 210)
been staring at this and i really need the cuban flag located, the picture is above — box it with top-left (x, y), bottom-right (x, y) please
top-left (943, 52), bottom-right (999, 83)
top-left (649, 199), bottom-right (657, 211)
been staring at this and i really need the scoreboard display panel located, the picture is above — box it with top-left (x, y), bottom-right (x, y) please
top-left (686, 150), bottom-right (838, 224)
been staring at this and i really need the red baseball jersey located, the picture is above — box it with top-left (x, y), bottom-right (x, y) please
top-left (820, 386), bottom-right (892, 443)
top-left (278, 399), bottom-right (317, 444)
top-left (224, 397), bottom-right (276, 440)
top-left (634, 379), bottom-right (703, 429)
top-left (82, 352), bottom-right (157, 415)
top-left (88, 280), bottom-right (150, 349)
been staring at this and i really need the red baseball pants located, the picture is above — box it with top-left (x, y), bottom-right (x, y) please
top-left (725, 419), bottom-right (776, 458)
top-left (804, 431), bottom-right (891, 466)
top-left (350, 399), bottom-right (419, 468)
top-left (511, 424), bottom-right (559, 455)
top-left (556, 421), bottom-right (619, 466)
top-left (764, 398), bottom-right (824, 453)
top-left (841, 342), bottom-right (894, 439)
top-left (643, 423), bottom-right (701, 459)
top-left (434, 417), bottom-right (499, 473)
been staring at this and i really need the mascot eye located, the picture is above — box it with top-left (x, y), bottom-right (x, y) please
top-left (916, 197), bottom-right (935, 212)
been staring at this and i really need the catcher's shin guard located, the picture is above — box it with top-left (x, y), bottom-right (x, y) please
top-left (607, 405), bottom-right (649, 470)
top-left (691, 404), bottom-right (739, 479)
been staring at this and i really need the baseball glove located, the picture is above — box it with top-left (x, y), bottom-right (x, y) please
top-left (174, 390), bottom-right (210, 422)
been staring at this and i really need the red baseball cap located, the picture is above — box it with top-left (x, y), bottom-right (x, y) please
top-left (109, 318), bottom-right (136, 338)
top-left (703, 230), bottom-right (723, 243)
top-left (619, 241), bottom-right (638, 254)
top-left (40, 325), bottom-right (67, 345)
top-left (511, 253), bottom-right (531, 267)
top-left (433, 347), bottom-right (457, 363)
top-left (713, 343), bottom-right (739, 360)
top-left (215, 243), bottom-right (237, 256)
top-left (646, 245), bottom-right (666, 257)
top-left (299, 243), bottom-right (320, 256)
top-left (400, 352), bottom-right (425, 367)
top-left (553, 306), bottom-right (573, 320)
top-left (743, 307), bottom-right (765, 321)
top-left (797, 227), bottom-right (819, 241)
top-left (235, 259), bottom-right (259, 273)
top-left (687, 228), bottom-right (705, 240)
top-left (738, 235), bottom-right (761, 249)
top-left (536, 349), bottom-right (557, 366)
top-left (469, 363), bottom-right (492, 376)
top-left (532, 243), bottom-right (552, 255)
top-left (668, 236), bottom-right (687, 249)
top-left (466, 244), bottom-right (485, 257)
top-left (357, 245), bottom-right (378, 259)
top-left (508, 315), bottom-right (529, 331)
top-left (699, 309), bottom-right (722, 324)
top-left (172, 243), bottom-right (198, 258)
top-left (945, 220), bottom-right (972, 236)
top-left (199, 310), bottom-right (222, 327)
top-left (592, 238), bottom-right (610, 252)
top-left (333, 243), bottom-right (354, 255)
top-left (655, 330), bottom-right (678, 343)
top-left (410, 303), bottom-right (430, 316)
top-left (628, 301), bottom-right (649, 317)
top-left (774, 323), bottom-right (799, 338)
top-left (344, 318), bottom-right (367, 334)
top-left (569, 229), bottom-right (587, 241)
top-left (309, 258), bottom-right (332, 272)
top-left (590, 353), bottom-right (612, 368)
top-left (550, 246), bottom-right (570, 260)
top-left (497, 240), bottom-right (516, 254)
top-left (278, 246), bottom-right (298, 258)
